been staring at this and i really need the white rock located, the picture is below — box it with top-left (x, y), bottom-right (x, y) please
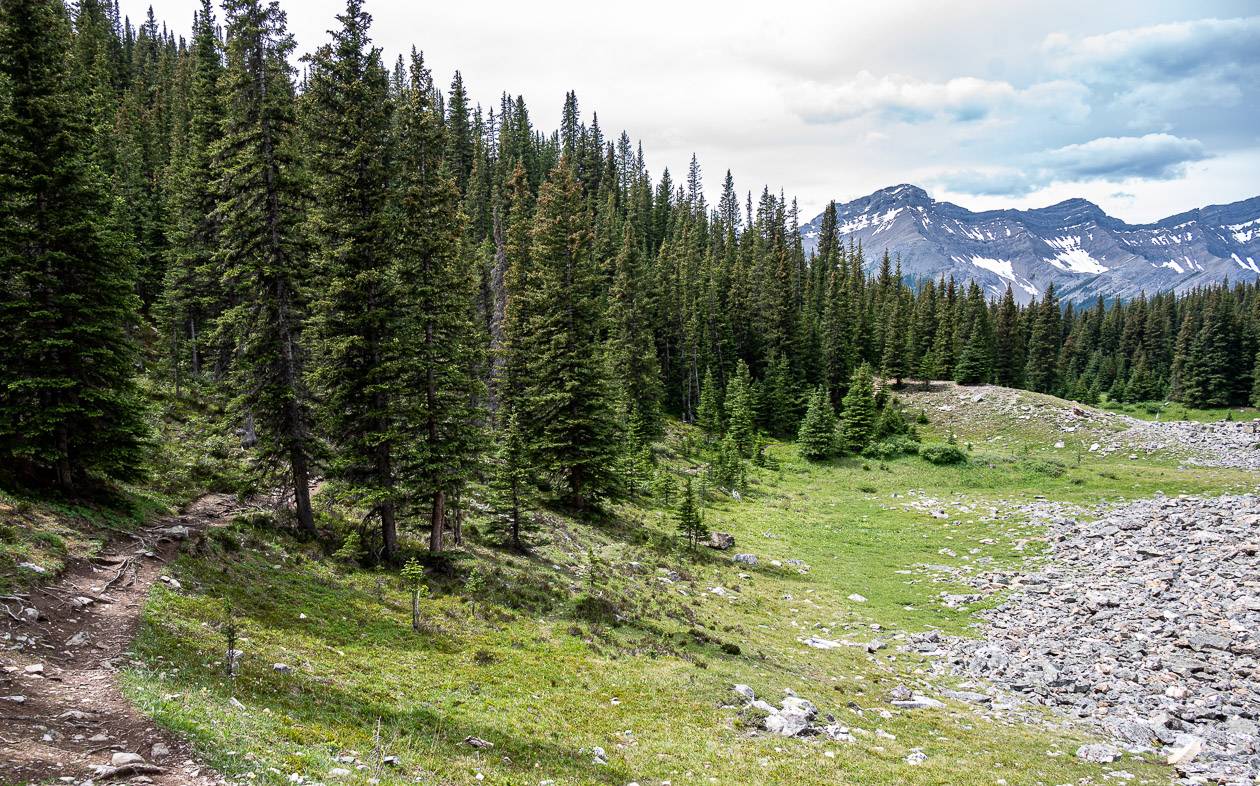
top-left (111, 753), bottom-right (145, 767)
top-left (1076, 743), bottom-right (1121, 764)
top-left (732, 684), bottom-right (755, 703)
top-left (905, 748), bottom-right (928, 765)
top-left (847, 593), bottom-right (867, 603)
top-left (1166, 735), bottom-right (1203, 765)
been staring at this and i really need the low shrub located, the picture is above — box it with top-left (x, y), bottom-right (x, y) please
top-left (920, 443), bottom-right (968, 466)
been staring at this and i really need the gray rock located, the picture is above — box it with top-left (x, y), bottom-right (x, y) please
top-left (111, 753), bottom-right (145, 767)
top-left (733, 553), bottom-right (757, 566)
top-left (707, 532), bottom-right (735, 550)
top-left (1076, 743), bottom-right (1122, 763)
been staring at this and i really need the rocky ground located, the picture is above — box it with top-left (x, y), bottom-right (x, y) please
top-left (0, 494), bottom-right (245, 786)
top-left (902, 382), bottom-right (1260, 470)
top-left (908, 493), bottom-right (1258, 785)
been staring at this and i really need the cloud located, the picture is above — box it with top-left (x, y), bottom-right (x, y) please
top-left (786, 72), bottom-right (1089, 125)
top-left (935, 134), bottom-right (1209, 196)
top-left (1040, 133), bottom-right (1207, 180)
top-left (1043, 16), bottom-right (1260, 83)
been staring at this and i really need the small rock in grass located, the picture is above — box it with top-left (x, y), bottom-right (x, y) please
top-left (733, 553), bottom-right (757, 566)
top-left (905, 748), bottom-right (927, 766)
top-left (732, 684), bottom-right (755, 703)
top-left (1075, 743), bottom-right (1121, 763)
top-left (150, 743), bottom-right (170, 759)
top-left (462, 736), bottom-right (493, 750)
top-left (847, 593), bottom-right (867, 603)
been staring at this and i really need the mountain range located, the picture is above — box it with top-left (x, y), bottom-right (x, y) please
top-left (799, 185), bottom-right (1260, 303)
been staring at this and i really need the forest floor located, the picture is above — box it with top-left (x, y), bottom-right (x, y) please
top-left (0, 493), bottom-right (252, 786)
top-left (72, 383), bottom-right (1253, 786)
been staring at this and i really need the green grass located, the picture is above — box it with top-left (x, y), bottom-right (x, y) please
top-left (1099, 396), bottom-right (1260, 423)
top-left (0, 485), bottom-right (172, 592)
top-left (121, 389), bottom-right (1257, 786)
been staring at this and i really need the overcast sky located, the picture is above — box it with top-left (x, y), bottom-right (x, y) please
top-left (120, 0), bottom-right (1260, 224)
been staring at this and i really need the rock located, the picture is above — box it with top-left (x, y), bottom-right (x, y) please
top-left (24, 663), bottom-right (43, 674)
top-left (20, 607), bottom-right (39, 622)
top-left (159, 576), bottom-right (182, 590)
top-left (1166, 735), bottom-right (1203, 765)
top-left (801, 636), bottom-right (843, 650)
top-left (65, 631), bottom-right (88, 647)
top-left (732, 684), bottom-right (756, 703)
top-left (707, 532), bottom-right (735, 550)
top-left (462, 736), bottom-right (493, 750)
top-left (764, 710), bottom-right (810, 737)
top-left (381, 756), bottom-right (401, 767)
top-left (1054, 441), bottom-right (1065, 449)
top-left (780, 697), bottom-right (817, 718)
top-left (905, 748), bottom-right (928, 766)
top-left (591, 746), bottom-right (608, 765)
top-left (1076, 744), bottom-right (1122, 764)
top-left (891, 694), bottom-right (944, 710)
top-left (18, 561), bottom-right (46, 574)
top-left (150, 743), bottom-right (171, 760)
top-left (733, 553), bottom-right (757, 566)
top-left (111, 753), bottom-right (145, 767)
top-left (1, 695), bottom-right (26, 704)
top-left (273, 663), bottom-right (292, 674)
top-left (328, 767), bottom-right (351, 778)
top-left (847, 593), bottom-right (867, 603)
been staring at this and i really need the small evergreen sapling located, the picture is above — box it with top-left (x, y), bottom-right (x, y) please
top-left (797, 385), bottom-right (837, 460)
top-left (676, 476), bottom-right (708, 550)
top-left (400, 558), bottom-right (428, 633)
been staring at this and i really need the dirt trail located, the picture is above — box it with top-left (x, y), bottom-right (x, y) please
top-left (1, 493), bottom-right (247, 786)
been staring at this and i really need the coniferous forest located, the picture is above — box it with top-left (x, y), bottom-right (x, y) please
top-left (5, 0), bottom-right (1260, 555)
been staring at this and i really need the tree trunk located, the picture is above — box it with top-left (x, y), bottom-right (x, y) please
top-left (291, 448), bottom-right (316, 538)
top-left (380, 499), bottom-right (398, 564)
top-left (55, 424), bottom-right (73, 494)
top-left (429, 489), bottom-right (445, 553)
top-left (190, 318), bottom-right (200, 377)
top-left (411, 589), bottom-right (420, 632)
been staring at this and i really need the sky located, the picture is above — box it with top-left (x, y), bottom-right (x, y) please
top-left (119, 0), bottom-right (1260, 225)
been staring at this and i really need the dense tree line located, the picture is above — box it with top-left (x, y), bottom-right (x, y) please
top-left (4, 0), bottom-right (1260, 554)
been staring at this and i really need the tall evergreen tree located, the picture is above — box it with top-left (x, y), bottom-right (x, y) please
top-left (214, 0), bottom-right (317, 534)
top-left (0, 0), bottom-right (146, 491)
top-left (796, 385), bottom-right (836, 460)
top-left (839, 363), bottom-right (877, 453)
top-left (305, 0), bottom-right (400, 559)
top-left (1024, 284), bottom-right (1061, 393)
top-left (607, 222), bottom-right (663, 437)
top-left (519, 158), bottom-right (619, 509)
top-left (724, 359), bottom-right (756, 455)
top-left (392, 51), bottom-right (486, 551)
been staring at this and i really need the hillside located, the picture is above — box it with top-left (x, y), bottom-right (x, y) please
top-left (799, 185), bottom-right (1260, 303)
top-left (5, 385), bottom-right (1257, 786)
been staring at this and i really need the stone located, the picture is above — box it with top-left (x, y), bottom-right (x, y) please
top-left (18, 562), bottom-right (46, 574)
top-left (111, 753), bottom-right (145, 767)
top-left (905, 748), bottom-right (928, 766)
top-left (1076, 744), bottom-right (1122, 764)
top-left (707, 532), bottom-right (735, 550)
top-left (150, 743), bottom-right (171, 760)
top-left (847, 593), bottom-right (867, 603)
top-left (732, 684), bottom-right (755, 703)
top-left (328, 768), bottom-right (352, 778)
top-left (591, 746), bottom-right (608, 765)
top-left (891, 694), bottom-right (944, 710)
top-left (462, 736), bottom-right (493, 750)
top-left (1166, 735), bottom-right (1203, 766)
top-left (20, 607), bottom-right (39, 622)
top-left (65, 631), bottom-right (88, 647)
top-left (733, 553), bottom-right (757, 566)
top-left (24, 663), bottom-right (43, 674)
top-left (764, 710), bottom-right (810, 737)
top-left (273, 663), bottom-right (292, 674)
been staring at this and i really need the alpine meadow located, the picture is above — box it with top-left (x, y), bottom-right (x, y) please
top-left (2, 2), bottom-right (1260, 786)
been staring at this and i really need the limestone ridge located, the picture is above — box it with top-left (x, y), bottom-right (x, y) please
top-left (799, 185), bottom-right (1260, 303)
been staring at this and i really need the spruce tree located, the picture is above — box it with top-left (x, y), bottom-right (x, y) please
top-left (392, 51), bottom-right (486, 551)
top-left (0, 0), bottom-right (147, 491)
top-left (797, 385), bottom-right (836, 460)
top-left (214, 0), bottom-right (317, 534)
top-left (159, 0), bottom-right (222, 388)
top-left (724, 359), bottom-right (756, 455)
top-left (839, 363), bottom-right (877, 453)
top-left (954, 283), bottom-right (994, 384)
top-left (1024, 284), bottom-right (1061, 394)
top-left (880, 294), bottom-right (909, 386)
top-left (487, 411), bottom-right (535, 551)
top-left (676, 476), bottom-right (707, 550)
top-left (607, 222), bottom-right (663, 437)
top-left (305, 0), bottom-right (399, 559)
top-left (696, 367), bottom-right (722, 441)
top-left (519, 158), bottom-right (619, 509)
top-left (993, 286), bottom-right (1021, 387)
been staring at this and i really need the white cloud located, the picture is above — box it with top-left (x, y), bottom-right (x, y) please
top-left (1040, 133), bottom-right (1208, 180)
top-left (786, 72), bottom-right (1088, 125)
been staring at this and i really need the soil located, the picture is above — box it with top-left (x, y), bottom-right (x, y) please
top-left (0, 493), bottom-right (247, 786)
